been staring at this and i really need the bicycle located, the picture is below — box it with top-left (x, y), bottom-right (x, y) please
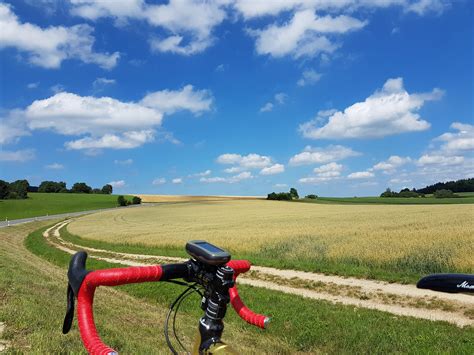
top-left (62, 240), bottom-right (270, 354)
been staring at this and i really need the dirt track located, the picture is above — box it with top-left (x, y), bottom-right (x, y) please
top-left (45, 220), bottom-right (473, 328)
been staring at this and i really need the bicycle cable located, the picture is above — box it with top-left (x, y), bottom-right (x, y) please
top-left (164, 283), bottom-right (203, 354)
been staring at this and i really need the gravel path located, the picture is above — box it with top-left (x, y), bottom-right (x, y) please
top-left (44, 221), bottom-right (473, 328)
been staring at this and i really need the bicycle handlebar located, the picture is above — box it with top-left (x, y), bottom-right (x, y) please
top-left (68, 256), bottom-right (269, 354)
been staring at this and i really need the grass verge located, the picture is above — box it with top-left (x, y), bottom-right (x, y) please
top-left (17, 223), bottom-right (474, 353)
top-left (0, 193), bottom-right (133, 220)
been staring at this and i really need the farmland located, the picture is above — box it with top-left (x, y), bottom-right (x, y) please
top-left (67, 199), bottom-right (474, 283)
top-left (0, 193), bottom-right (131, 220)
top-left (299, 194), bottom-right (474, 204)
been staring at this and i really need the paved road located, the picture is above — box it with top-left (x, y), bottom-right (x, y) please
top-left (0, 204), bottom-right (148, 228)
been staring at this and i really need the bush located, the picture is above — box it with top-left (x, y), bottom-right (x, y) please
top-left (433, 189), bottom-right (458, 198)
top-left (305, 194), bottom-right (318, 199)
top-left (132, 196), bottom-right (142, 205)
top-left (117, 195), bottom-right (128, 206)
top-left (92, 188), bottom-right (102, 194)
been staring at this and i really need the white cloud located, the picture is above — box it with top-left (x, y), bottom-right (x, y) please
top-left (299, 161), bottom-right (343, 184)
top-left (347, 171), bottom-right (375, 179)
top-left (71, 0), bottom-right (228, 56)
top-left (114, 158), bottom-right (133, 165)
top-left (152, 177), bottom-right (166, 185)
top-left (373, 155), bottom-right (412, 173)
top-left (289, 145), bottom-right (360, 166)
top-left (249, 9), bottom-right (366, 59)
top-left (417, 155), bottom-right (464, 167)
top-left (11, 85), bottom-right (212, 151)
top-left (141, 85), bottom-right (213, 115)
top-left (274, 92), bottom-right (287, 105)
top-left (297, 69), bottom-right (322, 86)
top-left (0, 149), bottom-right (35, 162)
top-left (108, 180), bottom-right (126, 188)
top-left (260, 163), bottom-right (285, 175)
top-left (233, 0), bottom-right (448, 19)
top-left (300, 78), bottom-right (443, 139)
top-left (259, 102), bottom-right (274, 113)
top-left (93, 77), bottom-right (116, 91)
top-left (223, 166), bottom-right (242, 174)
top-left (27, 82), bottom-right (39, 89)
top-left (200, 171), bottom-right (253, 184)
top-left (434, 122), bottom-right (474, 154)
top-left (0, 3), bottom-right (119, 69)
top-left (274, 183), bottom-right (288, 188)
top-left (313, 162), bottom-right (343, 177)
top-left (0, 111), bottom-right (30, 145)
top-left (45, 162), bottom-right (64, 169)
top-left (217, 153), bottom-right (273, 169)
top-left (51, 84), bottom-right (66, 94)
top-left (190, 170), bottom-right (212, 177)
top-left (65, 130), bottom-right (155, 150)
top-left (172, 177), bottom-right (183, 184)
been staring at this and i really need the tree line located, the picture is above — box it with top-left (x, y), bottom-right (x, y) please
top-left (380, 178), bottom-right (473, 199)
top-left (0, 179), bottom-right (113, 200)
top-left (267, 188), bottom-right (318, 201)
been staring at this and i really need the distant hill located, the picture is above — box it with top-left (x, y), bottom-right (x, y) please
top-left (416, 178), bottom-right (474, 194)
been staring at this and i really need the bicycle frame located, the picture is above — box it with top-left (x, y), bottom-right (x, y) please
top-left (63, 251), bottom-right (269, 354)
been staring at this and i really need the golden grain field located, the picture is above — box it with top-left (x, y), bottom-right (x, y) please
top-left (68, 200), bottom-right (474, 275)
top-left (137, 194), bottom-right (263, 203)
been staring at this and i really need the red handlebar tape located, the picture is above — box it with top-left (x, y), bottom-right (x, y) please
top-left (77, 266), bottom-right (163, 355)
top-left (227, 260), bottom-right (269, 329)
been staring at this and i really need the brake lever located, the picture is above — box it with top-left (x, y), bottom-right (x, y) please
top-left (63, 283), bottom-right (75, 334)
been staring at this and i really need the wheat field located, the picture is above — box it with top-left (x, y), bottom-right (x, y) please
top-left (68, 200), bottom-right (474, 277)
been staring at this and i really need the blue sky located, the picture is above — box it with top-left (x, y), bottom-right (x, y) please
top-left (0, 0), bottom-right (472, 196)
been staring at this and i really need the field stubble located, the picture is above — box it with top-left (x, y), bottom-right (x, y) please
top-left (68, 200), bottom-right (474, 280)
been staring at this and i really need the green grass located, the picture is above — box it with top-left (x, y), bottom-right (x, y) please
top-left (0, 193), bottom-right (132, 220)
top-left (297, 195), bottom-right (474, 205)
top-left (18, 223), bottom-right (474, 353)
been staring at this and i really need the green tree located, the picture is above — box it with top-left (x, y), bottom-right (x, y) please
top-left (289, 188), bottom-right (299, 199)
top-left (0, 180), bottom-right (9, 199)
top-left (305, 194), bottom-right (318, 199)
top-left (117, 195), bottom-right (127, 206)
top-left (38, 181), bottom-right (67, 193)
top-left (132, 196), bottom-right (142, 205)
top-left (433, 189), bottom-right (457, 198)
top-left (101, 184), bottom-right (113, 194)
top-left (71, 182), bottom-right (92, 194)
top-left (9, 179), bottom-right (29, 199)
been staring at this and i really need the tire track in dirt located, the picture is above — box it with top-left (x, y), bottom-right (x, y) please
top-left (44, 220), bottom-right (473, 328)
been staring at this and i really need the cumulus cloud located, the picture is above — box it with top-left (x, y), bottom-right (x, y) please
top-left (0, 3), bottom-right (119, 69)
top-left (259, 92), bottom-right (287, 113)
top-left (289, 145), bottom-right (360, 166)
top-left (300, 78), bottom-right (443, 139)
top-left (45, 162), bottom-right (64, 169)
top-left (0, 149), bottom-right (35, 162)
top-left (249, 10), bottom-right (366, 59)
top-left (27, 82), bottom-right (39, 89)
top-left (172, 178), bottom-right (183, 184)
top-left (347, 171), bottom-right (375, 179)
top-left (141, 85), bottom-right (213, 115)
top-left (434, 122), bottom-right (474, 154)
top-left (297, 69), bottom-right (322, 86)
top-left (6, 84), bottom-right (212, 152)
top-left (417, 155), bottom-right (464, 166)
top-left (70, 0), bottom-right (228, 56)
top-left (108, 180), bottom-right (126, 188)
top-left (298, 162), bottom-right (343, 184)
top-left (373, 155), bottom-right (412, 173)
top-left (260, 163), bottom-right (285, 175)
top-left (217, 153), bottom-right (273, 169)
top-left (152, 177), bottom-right (166, 185)
top-left (200, 171), bottom-right (253, 184)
